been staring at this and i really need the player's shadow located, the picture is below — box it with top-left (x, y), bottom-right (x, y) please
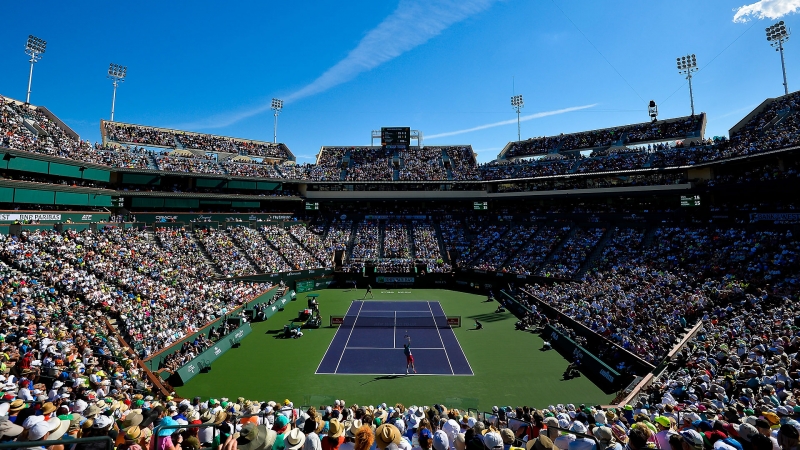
top-left (467, 313), bottom-right (506, 323)
top-left (360, 375), bottom-right (403, 386)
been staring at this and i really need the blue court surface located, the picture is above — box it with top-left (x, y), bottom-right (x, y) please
top-left (316, 301), bottom-right (473, 376)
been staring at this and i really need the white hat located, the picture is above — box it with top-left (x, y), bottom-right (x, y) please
top-left (28, 421), bottom-right (52, 441)
top-left (22, 415), bottom-right (45, 430)
top-left (93, 415), bottom-right (113, 429)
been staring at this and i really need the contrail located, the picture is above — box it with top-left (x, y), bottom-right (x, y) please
top-left (425, 104), bottom-right (598, 140)
top-left (177, 0), bottom-right (497, 130)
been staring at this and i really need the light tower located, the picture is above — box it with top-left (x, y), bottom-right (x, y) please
top-left (271, 98), bottom-right (283, 143)
top-left (766, 21), bottom-right (791, 95)
top-left (676, 54), bottom-right (698, 116)
top-left (108, 64), bottom-right (127, 121)
top-left (511, 94), bottom-right (524, 142)
top-left (24, 35), bottom-right (47, 104)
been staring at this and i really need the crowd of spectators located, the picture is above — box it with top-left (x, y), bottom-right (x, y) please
top-left (399, 149), bottom-right (447, 181)
top-left (446, 147), bottom-right (481, 181)
top-left (222, 162), bottom-right (283, 178)
top-left (350, 221), bottom-right (380, 261)
top-left (104, 123), bottom-right (177, 147)
top-left (105, 122), bottom-right (292, 159)
top-left (345, 148), bottom-right (393, 181)
top-left (536, 228), bottom-right (606, 278)
top-left (288, 223), bottom-right (333, 268)
top-left (324, 220), bottom-right (353, 257)
top-left (0, 227), bottom-right (269, 359)
top-left (412, 222), bottom-right (446, 270)
top-left (229, 226), bottom-right (293, 274)
top-left (504, 226), bottom-right (572, 275)
top-left (383, 221), bottom-right (410, 259)
top-left (196, 228), bottom-right (258, 277)
top-left (155, 155), bottom-right (224, 174)
top-left (261, 225), bottom-right (328, 271)
top-left (469, 224), bottom-right (538, 272)
top-left (157, 333), bottom-right (214, 372)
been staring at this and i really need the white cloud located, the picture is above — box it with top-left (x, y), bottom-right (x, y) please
top-left (733, 0), bottom-right (800, 23)
top-left (179, 0), bottom-right (496, 130)
top-left (424, 104), bottom-right (598, 140)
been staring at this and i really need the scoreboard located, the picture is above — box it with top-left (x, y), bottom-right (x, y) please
top-left (381, 127), bottom-right (411, 148)
top-left (474, 202), bottom-right (488, 210)
top-left (680, 195), bottom-right (701, 207)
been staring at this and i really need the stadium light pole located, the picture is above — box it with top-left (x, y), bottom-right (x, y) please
top-left (676, 54), bottom-right (698, 116)
top-left (511, 95), bottom-right (524, 142)
top-left (767, 21), bottom-right (791, 95)
top-left (271, 98), bottom-right (283, 143)
top-left (24, 35), bottom-right (47, 104)
top-left (107, 63), bottom-right (127, 121)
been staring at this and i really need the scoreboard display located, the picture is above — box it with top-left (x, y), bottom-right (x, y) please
top-left (474, 202), bottom-right (488, 210)
top-left (305, 202), bottom-right (319, 210)
top-left (680, 195), bottom-right (701, 207)
top-left (381, 127), bottom-right (411, 148)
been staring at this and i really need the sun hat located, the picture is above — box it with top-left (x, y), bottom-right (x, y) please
top-left (484, 432), bottom-right (504, 450)
top-left (654, 416), bottom-right (671, 428)
top-left (500, 428), bottom-right (515, 445)
top-left (375, 424), bottom-right (402, 449)
top-left (9, 400), bottom-right (25, 412)
top-left (328, 418), bottom-right (344, 438)
top-left (734, 423), bottom-right (759, 442)
top-left (237, 423), bottom-right (277, 450)
top-left (22, 415), bottom-right (45, 430)
top-left (28, 421), bottom-right (52, 441)
top-left (157, 417), bottom-right (178, 437)
top-left (526, 435), bottom-right (556, 450)
top-left (41, 402), bottom-right (57, 416)
top-left (433, 430), bottom-right (450, 450)
top-left (126, 426), bottom-right (143, 441)
top-left (593, 427), bottom-right (613, 442)
top-left (94, 414), bottom-right (113, 430)
top-left (49, 419), bottom-right (70, 440)
top-left (346, 419), bottom-right (363, 438)
top-left (0, 416), bottom-right (24, 439)
top-left (680, 430), bottom-right (705, 448)
top-left (285, 428), bottom-right (306, 450)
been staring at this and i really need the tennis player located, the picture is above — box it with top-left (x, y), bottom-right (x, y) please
top-left (403, 335), bottom-right (417, 374)
top-left (363, 284), bottom-right (374, 299)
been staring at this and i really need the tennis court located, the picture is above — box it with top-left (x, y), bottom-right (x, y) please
top-left (316, 300), bottom-right (473, 375)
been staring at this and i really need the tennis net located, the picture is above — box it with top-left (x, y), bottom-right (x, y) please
top-left (330, 312), bottom-right (461, 328)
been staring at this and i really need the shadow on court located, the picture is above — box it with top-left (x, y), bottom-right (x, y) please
top-left (466, 313), bottom-right (507, 323)
top-left (360, 375), bottom-right (404, 386)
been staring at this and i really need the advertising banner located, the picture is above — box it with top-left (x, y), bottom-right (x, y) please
top-left (0, 211), bottom-right (110, 223)
top-left (175, 323), bottom-right (253, 384)
top-left (545, 324), bottom-right (622, 393)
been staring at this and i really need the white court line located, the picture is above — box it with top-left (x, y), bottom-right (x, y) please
top-left (346, 347), bottom-right (445, 350)
top-left (315, 300), bottom-right (359, 374)
top-left (334, 301), bottom-right (364, 374)
top-left (393, 311), bottom-right (397, 349)
top-left (320, 372), bottom-right (474, 377)
top-left (428, 301), bottom-right (454, 375)
top-left (435, 303), bottom-right (475, 376)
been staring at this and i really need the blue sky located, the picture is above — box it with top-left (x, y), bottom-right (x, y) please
top-left (0, 0), bottom-right (798, 163)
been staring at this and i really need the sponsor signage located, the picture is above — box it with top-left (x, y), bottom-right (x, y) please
top-left (750, 212), bottom-right (800, 224)
top-left (376, 276), bottom-right (415, 284)
top-left (137, 213), bottom-right (295, 224)
top-left (0, 212), bottom-right (110, 223)
top-left (175, 322), bottom-right (253, 384)
top-left (544, 324), bottom-right (621, 392)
